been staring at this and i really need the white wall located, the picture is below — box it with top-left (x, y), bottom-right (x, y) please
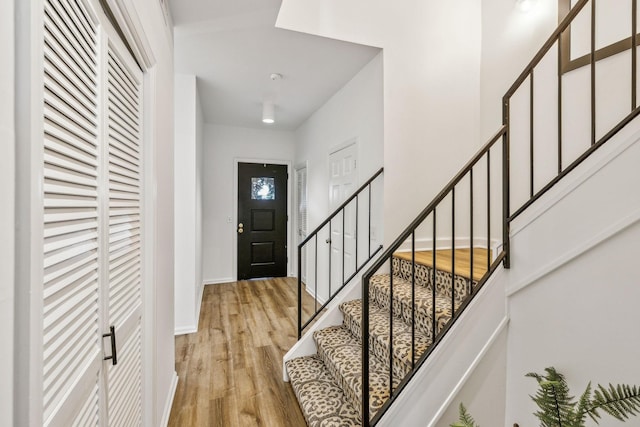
top-left (294, 52), bottom-right (384, 299)
top-left (129, 0), bottom-right (178, 424)
top-left (202, 124), bottom-right (295, 283)
top-left (504, 123), bottom-right (640, 427)
top-left (480, 0), bottom-right (559, 139)
top-left (434, 329), bottom-right (507, 427)
top-left (1, 0), bottom-right (14, 424)
top-left (295, 52), bottom-right (384, 229)
top-left (277, 0), bottom-right (483, 245)
top-left (174, 74), bottom-right (204, 334)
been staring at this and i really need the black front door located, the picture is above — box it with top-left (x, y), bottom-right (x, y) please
top-left (237, 162), bottom-right (288, 280)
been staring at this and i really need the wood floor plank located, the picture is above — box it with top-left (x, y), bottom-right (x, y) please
top-left (168, 277), bottom-right (312, 427)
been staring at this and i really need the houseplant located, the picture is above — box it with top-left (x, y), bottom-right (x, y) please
top-left (451, 367), bottom-right (640, 427)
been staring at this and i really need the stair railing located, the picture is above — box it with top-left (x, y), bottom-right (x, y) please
top-left (297, 167), bottom-right (384, 339)
top-left (361, 0), bottom-right (640, 424)
top-left (361, 127), bottom-right (508, 425)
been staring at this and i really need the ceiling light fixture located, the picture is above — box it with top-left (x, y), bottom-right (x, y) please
top-left (262, 102), bottom-right (275, 124)
top-left (516, 0), bottom-right (538, 12)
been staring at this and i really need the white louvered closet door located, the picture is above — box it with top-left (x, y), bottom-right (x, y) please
top-left (42, 0), bottom-right (102, 425)
top-left (103, 37), bottom-right (143, 427)
top-left (40, 0), bottom-right (144, 425)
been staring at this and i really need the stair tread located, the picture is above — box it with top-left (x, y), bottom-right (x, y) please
top-left (369, 273), bottom-right (457, 339)
top-left (340, 299), bottom-right (430, 378)
top-left (313, 325), bottom-right (399, 420)
top-left (286, 355), bottom-right (361, 427)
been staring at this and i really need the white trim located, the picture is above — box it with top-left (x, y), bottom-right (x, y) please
top-left (103, 0), bottom-right (157, 68)
top-left (174, 325), bottom-right (198, 336)
top-left (428, 317), bottom-right (509, 427)
top-left (232, 158), bottom-right (293, 281)
top-left (203, 277), bottom-right (235, 285)
top-left (159, 371), bottom-right (178, 427)
top-left (142, 65), bottom-right (158, 427)
top-left (293, 161), bottom-right (309, 277)
top-left (328, 136), bottom-right (358, 156)
top-left (507, 206), bottom-right (640, 296)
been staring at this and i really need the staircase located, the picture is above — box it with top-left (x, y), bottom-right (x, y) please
top-left (286, 251), bottom-right (485, 425)
top-left (285, 0), bottom-right (640, 425)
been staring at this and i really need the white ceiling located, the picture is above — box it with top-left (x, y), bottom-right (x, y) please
top-left (169, 0), bottom-right (380, 130)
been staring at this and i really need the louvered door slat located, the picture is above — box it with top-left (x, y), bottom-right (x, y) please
top-left (44, 48), bottom-right (97, 108)
top-left (42, 0), bottom-right (100, 425)
top-left (106, 41), bottom-right (143, 427)
top-left (71, 382), bottom-right (99, 427)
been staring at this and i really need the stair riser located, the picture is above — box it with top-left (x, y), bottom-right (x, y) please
top-left (392, 257), bottom-right (472, 305)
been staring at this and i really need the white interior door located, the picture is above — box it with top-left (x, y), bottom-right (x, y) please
top-left (42, 0), bottom-right (102, 424)
top-left (38, 0), bottom-right (144, 425)
top-left (103, 35), bottom-right (144, 427)
top-left (328, 143), bottom-right (357, 291)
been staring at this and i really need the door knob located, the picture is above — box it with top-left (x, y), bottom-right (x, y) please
top-left (238, 229), bottom-right (244, 234)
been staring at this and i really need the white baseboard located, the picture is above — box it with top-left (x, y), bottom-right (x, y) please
top-left (160, 371), bottom-right (178, 427)
top-left (203, 277), bottom-right (234, 285)
top-left (174, 324), bottom-right (197, 336)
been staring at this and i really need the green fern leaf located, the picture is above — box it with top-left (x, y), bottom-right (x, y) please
top-left (588, 383), bottom-right (640, 422)
top-left (527, 367), bottom-right (577, 427)
top-left (450, 403), bottom-right (479, 427)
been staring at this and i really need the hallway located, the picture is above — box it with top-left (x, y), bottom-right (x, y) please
top-left (168, 278), bottom-right (315, 426)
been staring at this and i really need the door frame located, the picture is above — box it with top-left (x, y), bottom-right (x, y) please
top-left (294, 161), bottom-right (308, 283)
top-left (233, 158), bottom-right (293, 280)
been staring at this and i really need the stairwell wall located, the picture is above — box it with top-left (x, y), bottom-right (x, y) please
top-left (503, 123), bottom-right (640, 427)
top-left (293, 52), bottom-right (384, 302)
top-left (277, 0), bottom-right (483, 246)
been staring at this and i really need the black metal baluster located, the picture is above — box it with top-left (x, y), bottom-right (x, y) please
top-left (315, 235), bottom-right (318, 314)
top-left (411, 231), bottom-right (416, 368)
top-left (503, 96), bottom-right (510, 268)
top-left (362, 274), bottom-right (370, 426)
top-left (591, 0), bottom-right (596, 145)
top-left (451, 187), bottom-right (456, 316)
top-left (530, 70), bottom-right (535, 198)
top-left (368, 184), bottom-right (372, 258)
top-left (558, 37), bottom-right (563, 175)
top-left (432, 209), bottom-right (437, 341)
top-left (633, 0), bottom-right (638, 110)
top-left (389, 257), bottom-right (394, 398)
top-left (342, 209), bottom-right (345, 288)
top-left (487, 149), bottom-right (492, 270)
top-left (469, 170), bottom-right (474, 295)
top-left (298, 245), bottom-right (302, 338)
top-left (328, 221), bottom-right (332, 298)
top-left (356, 195), bottom-right (359, 271)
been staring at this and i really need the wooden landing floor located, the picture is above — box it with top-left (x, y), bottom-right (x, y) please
top-left (168, 277), bottom-right (318, 427)
top-left (393, 247), bottom-right (491, 282)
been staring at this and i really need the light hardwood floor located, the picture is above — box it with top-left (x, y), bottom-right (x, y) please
top-left (168, 277), bottom-right (317, 427)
